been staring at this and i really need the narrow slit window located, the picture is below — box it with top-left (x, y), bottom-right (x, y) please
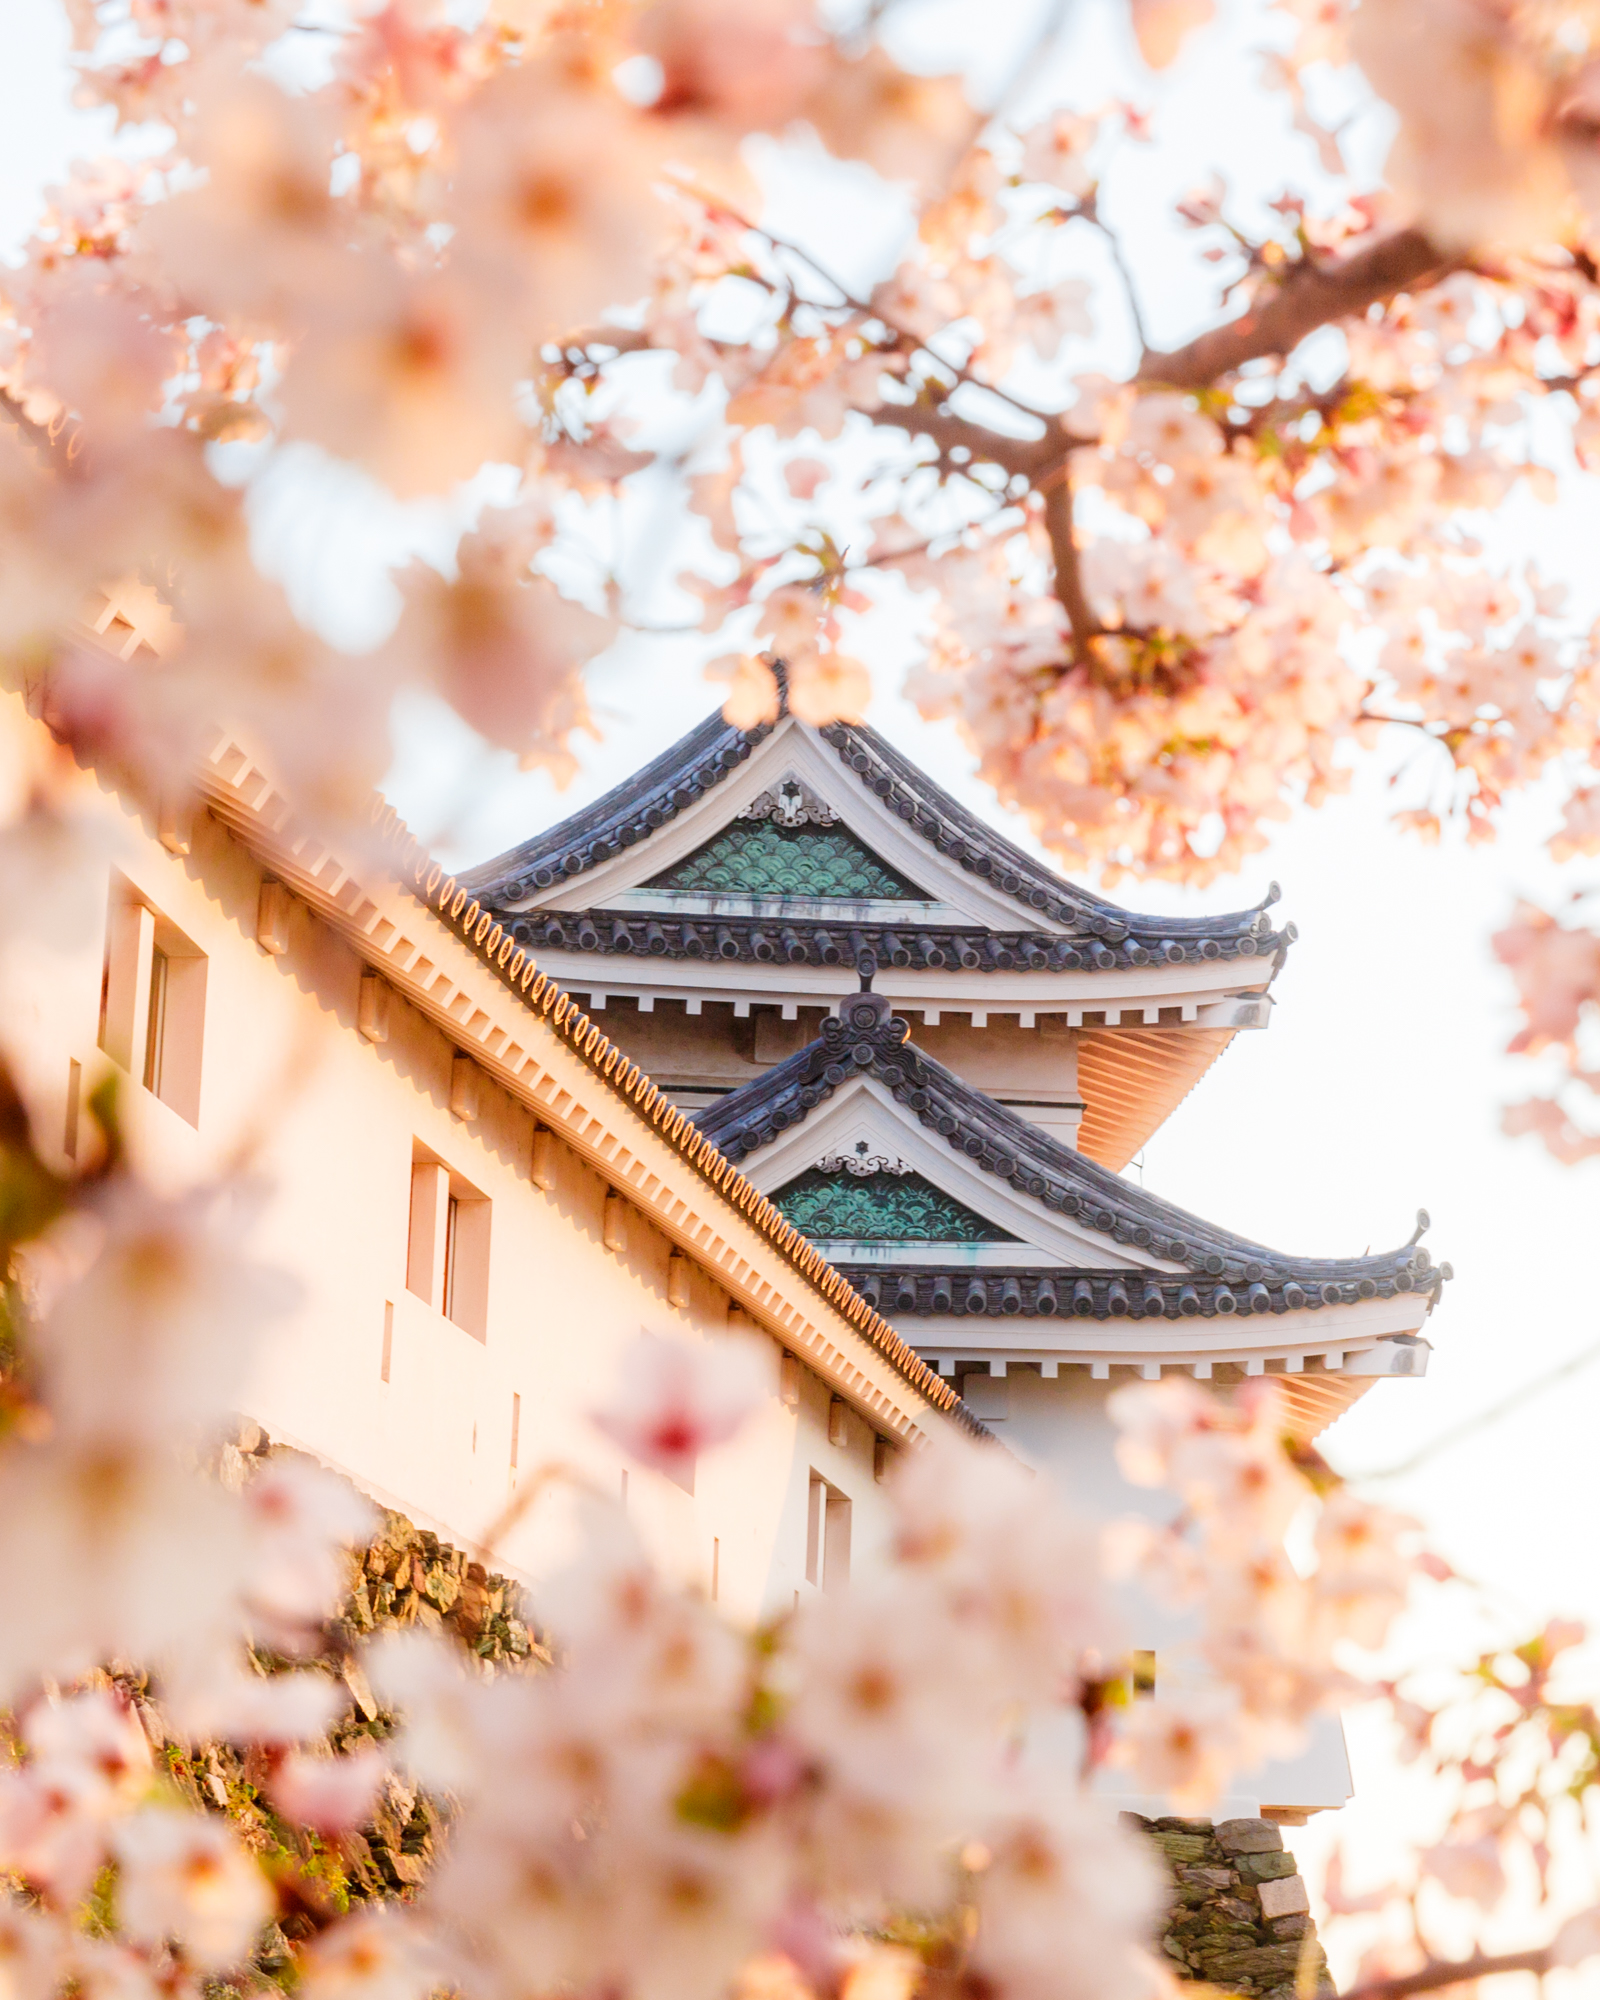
top-left (143, 946), bottom-right (169, 1095)
top-left (407, 1148), bottom-right (490, 1340)
top-left (805, 1470), bottom-right (851, 1592)
top-left (64, 1059), bottom-right (81, 1163)
top-left (443, 1193), bottom-right (461, 1322)
top-left (99, 877), bottom-right (206, 1127)
top-left (823, 1488), bottom-right (851, 1592)
top-left (510, 1392), bottom-right (521, 1471)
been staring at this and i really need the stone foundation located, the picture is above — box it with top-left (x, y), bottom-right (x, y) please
top-left (1127, 1815), bottom-right (1336, 1999)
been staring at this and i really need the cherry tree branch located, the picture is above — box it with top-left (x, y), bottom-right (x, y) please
top-left (892, 401), bottom-right (1058, 479)
top-left (1081, 201), bottom-right (1150, 355)
top-left (560, 222), bottom-right (1460, 644)
top-left (1137, 226), bottom-right (1451, 389)
top-left (1342, 1941), bottom-right (1572, 2000)
top-left (1040, 469), bottom-right (1098, 663)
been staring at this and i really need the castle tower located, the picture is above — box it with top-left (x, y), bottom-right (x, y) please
top-left (467, 694), bottom-right (1444, 1433)
top-left (462, 699), bottom-right (1288, 1162)
top-left (469, 689), bottom-right (1449, 1830)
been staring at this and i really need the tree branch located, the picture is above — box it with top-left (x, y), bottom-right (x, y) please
top-left (1343, 1942), bottom-right (1572, 2000)
top-left (888, 401), bottom-right (1059, 480)
top-left (1041, 471), bottom-right (1097, 662)
top-left (1082, 202), bottom-right (1150, 355)
top-left (1138, 226), bottom-right (1452, 390)
top-left (563, 225), bottom-right (1458, 528)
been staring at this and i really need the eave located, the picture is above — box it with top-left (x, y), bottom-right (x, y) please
top-left (515, 935), bottom-right (1278, 1025)
top-left (693, 995), bottom-right (1450, 1373)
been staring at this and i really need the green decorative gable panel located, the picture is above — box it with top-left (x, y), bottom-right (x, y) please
top-left (647, 821), bottom-right (923, 900)
top-left (770, 1168), bottom-right (1017, 1243)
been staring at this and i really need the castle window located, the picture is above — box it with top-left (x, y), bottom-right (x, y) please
top-left (99, 874), bottom-right (206, 1126)
top-left (806, 1470), bottom-right (851, 1591)
top-left (407, 1146), bottom-right (491, 1340)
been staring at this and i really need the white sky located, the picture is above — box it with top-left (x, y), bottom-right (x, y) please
top-left (13, 0), bottom-right (1600, 1966)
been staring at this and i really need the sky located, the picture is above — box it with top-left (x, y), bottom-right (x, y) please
top-left (12, 0), bottom-right (1600, 1967)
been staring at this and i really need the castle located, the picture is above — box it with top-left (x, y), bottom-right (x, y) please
top-left (20, 662), bottom-right (1445, 1833)
top-left (464, 692), bottom-right (1441, 1455)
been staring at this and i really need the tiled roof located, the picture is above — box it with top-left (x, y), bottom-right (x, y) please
top-left (506, 908), bottom-right (1281, 973)
top-left (693, 995), bottom-right (1450, 1305)
top-left (834, 1266), bottom-right (1437, 1321)
top-left (461, 701), bottom-right (1291, 958)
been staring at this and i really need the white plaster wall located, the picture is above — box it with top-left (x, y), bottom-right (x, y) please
top-left (981, 1368), bottom-right (1353, 1817)
top-left (10, 768), bottom-right (899, 1628)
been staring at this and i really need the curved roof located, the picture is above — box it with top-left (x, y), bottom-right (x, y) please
top-left (694, 994), bottom-right (1449, 1321)
top-left (461, 700), bottom-right (1292, 962)
top-left (490, 906), bottom-right (1283, 975)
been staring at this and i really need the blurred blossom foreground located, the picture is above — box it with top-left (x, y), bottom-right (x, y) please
top-left (6, 4), bottom-right (1600, 2000)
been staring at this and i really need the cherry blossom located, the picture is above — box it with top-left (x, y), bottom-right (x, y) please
top-left (3, 11), bottom-right (1600, 2000)
top-left (111, 1808), bottom-right (273, 1971)
top-left (238, 1455), bottom-right (379, 1651)
top-left (267, 1746), bottom-right (388, 1838)
top-left (587, 1330), bottom-right (771, 1485)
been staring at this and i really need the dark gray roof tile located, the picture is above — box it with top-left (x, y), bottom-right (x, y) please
top-left (504, 909), bottom-right (1283, 971)
top-left (693, 993), bottom-right (1447, 1301)
top-left (461, 686), bottom-right (1285, 957)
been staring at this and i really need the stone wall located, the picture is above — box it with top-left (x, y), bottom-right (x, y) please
top-left (1128, 1815), bottom-right (1335, 1999)
top-left (123, 1431), bottom-right (549, 1934)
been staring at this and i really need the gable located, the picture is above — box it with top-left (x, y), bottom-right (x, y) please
top-left (771, 1164), bottom-right (1019, 1243)
top-left (647, 819), bottom-right (925, 901)
top-left (474, 718), bottom-right (1071, 931)
top-left (732, 1072), bottom-right (1158, 1270)
top-left (462, 701), bottom-right (1289, 966)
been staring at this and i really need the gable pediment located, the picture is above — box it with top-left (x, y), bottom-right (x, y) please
top-left (646, 807), bottom-right (926, 903)
top-left (488, 718), bottom-right (1073, 931)
top-left (770, 1161), bottom-right (1020, 1244)
top-left (739, 1073), bottom-right (1174, 1270)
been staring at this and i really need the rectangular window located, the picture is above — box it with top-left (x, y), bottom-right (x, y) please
top-left (510, 1392), bottom-right (521, 1472)
top-left (380, 1301), bottom-right (394, 1384)
top-left (443, 1194), bottom-right (461, 1321)
top-left (824, 1488), bottom-right (851, 1592)
top-left (406, 1146), bottom-right (490, 1340)
top-left (143, 947), bottom-right (169, 1095)
top-left (806, 1471), bottom-right (852, 1592)
top-left (99, 875), bottom-right (206, 1126)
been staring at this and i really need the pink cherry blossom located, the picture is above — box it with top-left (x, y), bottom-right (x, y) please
top-left (268, 1747), bottom-right (387, 1837)
top-left (112, 1809), bottom-right (273, 1971)
top-left (588, 1332), bottom-right (771, 1485)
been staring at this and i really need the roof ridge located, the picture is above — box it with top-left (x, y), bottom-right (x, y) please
top-left (693, 993), bottom-right (1449, 1299)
